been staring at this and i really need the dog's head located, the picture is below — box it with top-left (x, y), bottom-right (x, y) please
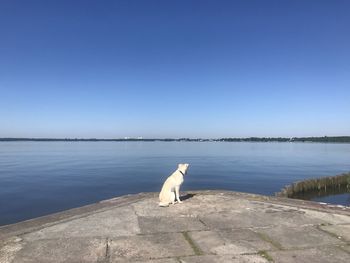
top-left (178, 163), bottom-right (189, 175)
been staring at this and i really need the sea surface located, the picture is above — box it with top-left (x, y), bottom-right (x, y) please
top-left (0, 141), bottom-right (350, 226)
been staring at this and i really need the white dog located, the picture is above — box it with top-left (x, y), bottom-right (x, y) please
top-left (159, 163), bottom-right (189, 207)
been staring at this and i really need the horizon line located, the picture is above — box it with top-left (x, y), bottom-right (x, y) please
top-left (1, 136), bottom-right (350, 141)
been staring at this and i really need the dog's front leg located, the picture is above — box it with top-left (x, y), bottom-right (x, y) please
top-left (175, 186), bottom-right (182, 203)
top-left (170, 191), bottom-right (176, 205)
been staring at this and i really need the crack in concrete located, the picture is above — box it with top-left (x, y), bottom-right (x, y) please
top-left (337, 245), bottom-right (350, 255)
top-left (197, 217), bottom-right (208, 228)
top-left (104, 238), bottom-right (111, 263)
top-left (254, 231), bottom-right (283, 250)
top-left (316, 225), bottom-right (347, 242)
top-left (182, 231), bottom-right (203, 256)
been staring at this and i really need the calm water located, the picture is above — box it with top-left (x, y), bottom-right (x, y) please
top-left (1, 141), bottom-right (350, 226)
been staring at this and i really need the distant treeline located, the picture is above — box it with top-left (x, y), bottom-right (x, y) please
top-left (291, 136), bottom-right (350, 143)
top-left (218, 136), bottom-right (350, 143)
top-left (1, 136), bottom-right (350, 143)
top-left (0, 138), bottom-right (203, 142)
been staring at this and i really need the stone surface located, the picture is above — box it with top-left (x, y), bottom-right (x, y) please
top-left (320, 224), bottom-right (350, 242)
top-left (10, 238), bottom-right (106, 263)
top-left (189, 229), bottom-right (275, 255)
top-left (138, 216), bottom-right (206, 234)
top-left (257, 225), bottom-right (343, 249)
top-left (179, 254), bottom-right (269, 263)
top-left (1, 190), bottom-right (350, 262)
top-left (22, 206), bottom-right (140, 241)
top-left (109, 233), bottom-right (194, 261)
top-left (268, 246), bottom-right (350, 263)
top-left (340, 245), bottom-right (350, 253)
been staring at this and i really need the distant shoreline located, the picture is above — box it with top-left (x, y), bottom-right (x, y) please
top-left (1, 136), bottom-right (350, 143)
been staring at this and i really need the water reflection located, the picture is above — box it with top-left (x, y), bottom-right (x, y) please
top-left (292, 185), bottom-right (350, 206)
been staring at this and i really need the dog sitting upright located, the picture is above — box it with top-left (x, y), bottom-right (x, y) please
top-left (159, 163), bottom-right (189, 207)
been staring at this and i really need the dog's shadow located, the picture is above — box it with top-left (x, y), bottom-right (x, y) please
top-left (180, 193), bottom-right (196, 201)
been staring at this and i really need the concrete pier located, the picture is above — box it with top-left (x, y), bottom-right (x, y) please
top-left (1, 190), bottom-right (350, 262)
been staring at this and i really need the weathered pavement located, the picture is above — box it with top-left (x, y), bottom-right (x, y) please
top-left (1, 191), bottom-right (350, 263)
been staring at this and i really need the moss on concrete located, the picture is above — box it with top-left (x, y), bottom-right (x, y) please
top-left (182, 231), bottom-right (203, 256)
top-left (258, 250), bottom-right (274, 262)
top-left (255, 232), bottom-right (283, 250)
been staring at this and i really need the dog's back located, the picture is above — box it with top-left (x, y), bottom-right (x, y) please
top-left (159, 171), bottom-right (181, 206)
top-left (159, 164), bottom-right (189, 206)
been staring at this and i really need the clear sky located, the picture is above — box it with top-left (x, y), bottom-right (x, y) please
top-left (0, 0), bottom-right (349, 138)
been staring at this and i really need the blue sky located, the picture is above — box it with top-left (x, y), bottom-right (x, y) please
top-left (0, 0), bottom-right (349, 138)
